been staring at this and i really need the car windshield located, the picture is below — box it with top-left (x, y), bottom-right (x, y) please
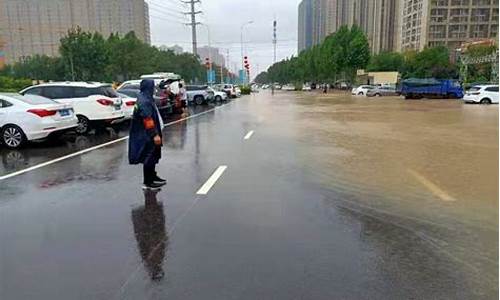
top-left (9, 94), bottom-right (56, 105)
top-left (119, 84), bottom-right (140, 90)
top-left (468, 87), bottom-right (481, 92)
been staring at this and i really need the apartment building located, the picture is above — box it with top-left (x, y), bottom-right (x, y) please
top-left (197, 46), bottom-right (226, 67)
top-left (297, 0), bottom-right (400, 53)
top-left (0, 0), bottom-right (151, 64)
top-left (298, 0), bottom-right (313, 52)
top-left (399, 0), bottom-right (499, 51)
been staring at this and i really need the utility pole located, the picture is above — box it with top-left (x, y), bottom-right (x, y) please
top-left (273, 19), bottom-right (277, 66)
top-left (240, 21), bottom-right (253, 83)
top-left (183, 0), bottom-right (201, 56)
top-left (272, 19), bottom-right (277, 95)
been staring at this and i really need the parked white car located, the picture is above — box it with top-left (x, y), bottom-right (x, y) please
top-left (214, 84), bottom-right (238, 98)
top-left (0, 93), bottom-right (78, 148)
top-left (282, 84), bottom-right (295, 91)
top-left (235, 86), bottom-right (242, 97)
top-left (463, 85), bottom-right (499, 104)
top-left (208, 87), bottom-right (228, 102)
top-left (117, 92), bottom-right (137, 119)
top-left (21, 82), bottom-right (125, 134)
top-left (351, 85), bottom-right (375, 96)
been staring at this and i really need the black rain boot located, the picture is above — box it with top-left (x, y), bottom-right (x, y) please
top-left (144, 166), bottom-right (163, 189)
top-left (153, 170), bottom-right (167, 185)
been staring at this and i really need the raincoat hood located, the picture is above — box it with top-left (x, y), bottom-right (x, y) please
top-left (140, 79), bottom-right (155, 99)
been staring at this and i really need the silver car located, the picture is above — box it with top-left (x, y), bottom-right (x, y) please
top-left (366, 86), bottom-right (399, 97)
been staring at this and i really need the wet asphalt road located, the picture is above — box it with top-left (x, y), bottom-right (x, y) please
top-left (0, 91), bottom-right (498, 299)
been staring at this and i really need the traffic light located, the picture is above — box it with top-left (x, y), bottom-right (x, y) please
top-left (205, 57), bottom-right (210, 69)
top-left (244, 56), bottom-right (250, 70)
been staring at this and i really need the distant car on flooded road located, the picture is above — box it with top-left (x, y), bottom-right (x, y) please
top-left (0, 93), bottom-right (78, 149)
top-left (367, 86), bottom-right (399, 97)
top-left (351, 85), bottom-right (375, 96)
top-left (463, 85), bottom-right (499, 104)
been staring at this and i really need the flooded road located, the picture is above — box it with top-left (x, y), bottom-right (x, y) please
top-left (0, 91), bottom-right (498, 299)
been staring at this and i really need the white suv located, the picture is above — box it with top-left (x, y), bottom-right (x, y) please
top-left (214, 84), bottom-right (238, 98)
top-left (21, 82), bottom-right (124, 134)
top-left (463, 85), bottom-right (499, 104)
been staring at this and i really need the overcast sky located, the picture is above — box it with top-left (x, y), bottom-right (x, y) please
top-left (148, 0), bottom-right (300, 78)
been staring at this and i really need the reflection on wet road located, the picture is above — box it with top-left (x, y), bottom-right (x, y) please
top-left (0, 92), bottom-right (497, 299)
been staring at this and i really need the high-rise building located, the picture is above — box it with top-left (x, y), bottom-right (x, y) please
top-left (297, 0), bottom-right (400, 54)
top-left (399, 0), bottom-right (499, 51)
top-left (197, 46), bottom-right (226, 67)
top-left (0, 0), bottom-right (151, 64)
top-left (298, 0), bottom-right (313, 52)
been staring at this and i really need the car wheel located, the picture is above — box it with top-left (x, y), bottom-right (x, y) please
top-left (1, 125), bottom-right (26, 149)
top-left (375, 93), bottom-right (381, 97)
top-left (358, 92), bottom-right (364, 96)
top-left (215, 95), bottom-right (222, 102)
top-left (480, 98), bottom-right (492, 105)
top-left (194, 96), bottom-right (204, 105)
top-left (75, 115), bottom-right (90, 134)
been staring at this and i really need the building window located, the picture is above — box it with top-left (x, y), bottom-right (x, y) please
top-left (428, 41), bottom-right (445, 47)
top-left (430, 8), bottom-right (448, 22)
top-left (470, 24), bottom-right (489, 37)
top-left (430, 25), bottom-right (447, 38)
top-left (449, 8), bottom-right (469, 22)
top-left (471, 0), bottom-right (490, 5)
top-left (450, 0), bottom-right (469, 5)
top-left (432, 0), bottom-right (449, 6)
top-left (449, 24), bottom-right (468, 38)
top-left (471, 8), bottom-right (490, 22)
top-left (490, 25), bottom-right (498, 37)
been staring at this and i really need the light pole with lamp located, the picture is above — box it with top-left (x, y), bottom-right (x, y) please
top-left (201, 23), bottom-right (213, 85)
top-left (240, 21), bottom-right (253, 84)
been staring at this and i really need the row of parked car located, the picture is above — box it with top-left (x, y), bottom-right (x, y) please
top-left (260, 83), bottom-right (312, 91)
top-left (0, 75), bottom-right (244, 149)
top-left (351, 82), bottom-right (499, 104)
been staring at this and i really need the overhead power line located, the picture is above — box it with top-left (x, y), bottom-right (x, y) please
top-left (147, 0), bottom-right (186, 15)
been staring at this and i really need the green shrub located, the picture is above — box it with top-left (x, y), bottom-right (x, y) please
top-left (239, 85), bottom-right (251, 95)
top-left (0, 76), bottom-right (32, 92)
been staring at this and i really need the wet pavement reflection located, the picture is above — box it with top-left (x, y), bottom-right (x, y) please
top-left (0, 92), bottom-right (497, 299)
top-left (132, 190), bottom-right (168, 282)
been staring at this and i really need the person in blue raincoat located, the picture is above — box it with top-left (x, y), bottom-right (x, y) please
top-left (129, 79), bottom-right (167, 189)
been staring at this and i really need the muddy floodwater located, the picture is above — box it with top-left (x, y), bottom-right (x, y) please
top-left (257, 91), bottom-right (499, 297)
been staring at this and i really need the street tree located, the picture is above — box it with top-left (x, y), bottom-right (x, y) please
top-left (367, 51), bottom-right (404, 72)
top-left (59, 27), bottom-right (110, 81)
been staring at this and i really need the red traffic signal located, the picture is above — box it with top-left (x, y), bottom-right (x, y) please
top-left (205, 57), bottom-right (210, 69)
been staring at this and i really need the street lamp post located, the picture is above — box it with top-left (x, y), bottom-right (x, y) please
top-left (240, 21), bottom-right (253, 84)
top-left (201, 24), bottom-right (212, 85)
